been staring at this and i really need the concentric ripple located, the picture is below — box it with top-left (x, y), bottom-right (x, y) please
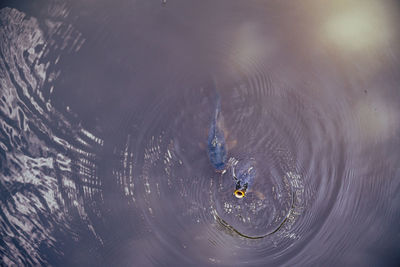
top-left (112, 78), bottom-right (323, 265)
top-left (0, 7), bottom-right (104, 265)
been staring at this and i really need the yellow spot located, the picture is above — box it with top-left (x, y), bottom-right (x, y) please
top-left (234, 190), bottom-right (245, 199)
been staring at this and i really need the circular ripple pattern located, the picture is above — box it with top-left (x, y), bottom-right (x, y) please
top-left (1, 1), bottom-right (400, 267)
top-left (122, 78), bottom-right (325, 265)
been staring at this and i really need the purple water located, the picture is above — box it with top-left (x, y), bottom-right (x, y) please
top-left (1, 0), bottom-right (400, 266)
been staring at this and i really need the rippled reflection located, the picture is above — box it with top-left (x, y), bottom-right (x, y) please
top-left (1, 0), bottom-right (400, 266)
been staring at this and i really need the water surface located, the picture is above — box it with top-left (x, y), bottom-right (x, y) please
top-left (1, 0), bottom-right (400, 266)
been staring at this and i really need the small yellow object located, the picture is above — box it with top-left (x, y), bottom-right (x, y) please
top-left (234, 190), bottom-right (245, 199)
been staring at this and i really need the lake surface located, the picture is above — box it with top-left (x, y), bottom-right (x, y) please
top-left (1, 0), bottom-right (400, 266)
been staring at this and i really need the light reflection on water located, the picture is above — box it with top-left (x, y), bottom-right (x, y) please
top-left (1, 1), bottom-right (400, 266)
